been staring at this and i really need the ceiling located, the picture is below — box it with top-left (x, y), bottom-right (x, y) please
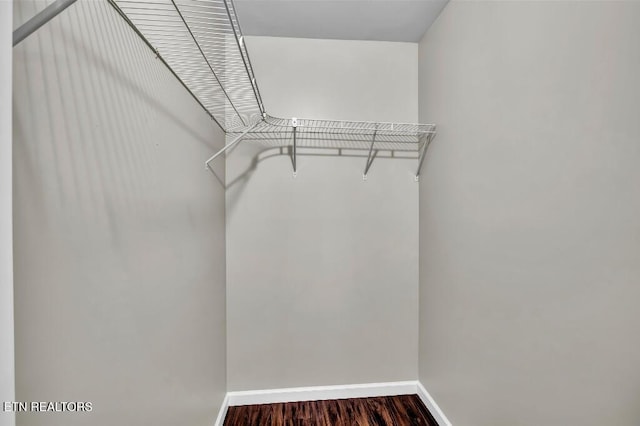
top-left (233, 0), bottom-right (450, 43)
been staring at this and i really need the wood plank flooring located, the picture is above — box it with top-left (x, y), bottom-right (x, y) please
top-left (223, 394), bottom-right (438, 425)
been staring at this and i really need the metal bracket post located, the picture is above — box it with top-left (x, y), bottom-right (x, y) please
top-left (291, 117), bottom-right (298, 177)
top-left (363, 128), bottom-right (378, 180)
top-left (13, 0), bottom-right (78, 46)
top-left (415, 132), bottom-right (435, 181)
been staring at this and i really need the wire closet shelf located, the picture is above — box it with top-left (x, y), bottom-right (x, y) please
top-left (225, 116), bottom-right (436, 179)
top-left (104, 0), bottom-right (439, 178)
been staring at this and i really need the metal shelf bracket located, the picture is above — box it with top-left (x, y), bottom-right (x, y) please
top-left (415, 132), bottom-right (435, 181)
top-left (363, 128), bottom-right (378, 179)
top-left (291, 117), bottom-right (298, 176)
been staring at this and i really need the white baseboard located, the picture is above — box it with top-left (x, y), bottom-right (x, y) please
top-left (416, 381), bottom-right (452, 426)
top-left (214, 380), bottom-right (451, 426)
top-left (227, 380), bottom-right (417, 406)
top-left (213, 393), bottom-right (229, 426)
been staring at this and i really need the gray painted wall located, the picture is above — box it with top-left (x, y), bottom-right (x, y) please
top-left (418, 1), bottom-right (640, 425)
top-left (226, 36), bottom-right (419, 391)
top-left (234, 0), bottom-right (449, 42)
top-left (1, 1), bottom-right (15, 426)
top-left (12, 1), bottom-right (227, 425)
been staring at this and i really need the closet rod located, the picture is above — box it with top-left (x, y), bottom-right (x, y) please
top-left (13, 0), bottom-right (78, 46)
top-left (205, 121), bottom-right (261, 172)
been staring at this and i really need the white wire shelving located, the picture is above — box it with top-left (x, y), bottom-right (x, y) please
top-left (223, 115), bottom-right (437, 178)
top-left (108, 0), bottom-right (265, 130)
top-left (13, 0), bottom-right (436, 178)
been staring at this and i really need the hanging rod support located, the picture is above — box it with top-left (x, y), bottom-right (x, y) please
top-left (13, 0), bottom-right (78, 46)
top-left (415, 132), bottom-right (435, 181)
top-left (363, 128), bottom-right (378, 180)
top-left (205, 121), bottom-right (261, 173)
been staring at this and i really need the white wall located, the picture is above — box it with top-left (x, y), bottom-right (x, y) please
top-left (12, 1), bottom-right (227, 425)
top-left (418, 1), bottom-right (640, 425)
top-left (1, 1), bottom-right (15, 426)
top-left (226, 36), bottom-right (419, 391)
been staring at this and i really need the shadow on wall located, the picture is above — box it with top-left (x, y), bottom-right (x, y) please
top-left (14, 0), bottom-right (225, 207)
top-left (12, 1), bottom-right (227, 425)
top-left (223, 144), bottom-right (419, 189)
top-left (219, 141), bottom-right (427, 216)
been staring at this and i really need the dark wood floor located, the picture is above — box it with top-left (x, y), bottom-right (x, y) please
top-left (223, 394), bottom-right (438, 425)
